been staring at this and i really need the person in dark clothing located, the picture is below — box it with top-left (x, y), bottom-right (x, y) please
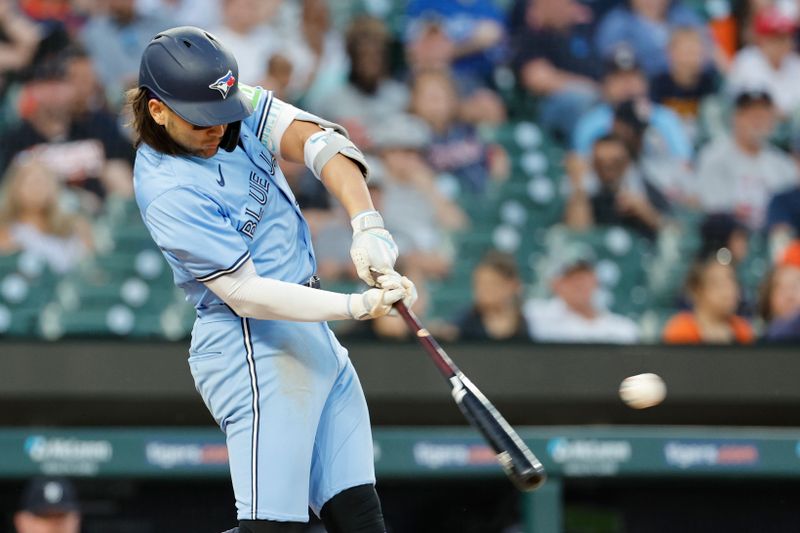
top-left (699, 213), bottom-right (750, 264)
top-left (0, 53), bottom-right (134, 210)
top-left (452, 251), bottom-right (528, 341)
top-left (566, 132), bottom-right (669, 240)
top-left (650, 27), bottom-right (718, 131)
top-left (510, 0), bottom-right (603, 140)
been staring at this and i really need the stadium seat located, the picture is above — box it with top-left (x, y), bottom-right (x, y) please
top-left (38, 302), bottom-right (171, 339)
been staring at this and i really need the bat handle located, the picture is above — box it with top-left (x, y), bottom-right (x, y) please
top-left (394, 301), bottom-right (423, 332)
top-left (394, 300), bottom-right (411, 320)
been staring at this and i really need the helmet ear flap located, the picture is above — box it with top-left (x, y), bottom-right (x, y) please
top-left (221, 121), bottom-right (241, 152)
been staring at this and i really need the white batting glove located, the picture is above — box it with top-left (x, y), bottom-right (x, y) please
top-left (350, 210), bottom-right (399, 286)
top-left (376, 272), bottom-right (418, 310)
top-left (348, 273), bottom-right (418, 320)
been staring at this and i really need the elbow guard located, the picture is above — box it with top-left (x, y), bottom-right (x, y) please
top-left (304, 128), bottom-right (369, 181)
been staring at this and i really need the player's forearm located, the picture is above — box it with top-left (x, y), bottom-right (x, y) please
top-left (205, 260), bottom-right (352, 322)
top-left (320, 155), bottom-right (375, 218)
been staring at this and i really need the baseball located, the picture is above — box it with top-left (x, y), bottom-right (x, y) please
top-left (619, 373), bottom-right (666, 409)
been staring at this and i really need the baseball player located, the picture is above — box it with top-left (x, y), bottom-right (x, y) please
top-left (129, 27), bottom-right (416, 533)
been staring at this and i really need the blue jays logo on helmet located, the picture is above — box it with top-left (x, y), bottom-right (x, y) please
top-left (209, 70), bottom-right (236, 99)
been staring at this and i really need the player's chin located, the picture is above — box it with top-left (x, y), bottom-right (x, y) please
top-left (196, 145), bottom-right (220, 158)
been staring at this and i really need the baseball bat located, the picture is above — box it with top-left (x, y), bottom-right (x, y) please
top-left (393, 301), bottom-right (546, 492)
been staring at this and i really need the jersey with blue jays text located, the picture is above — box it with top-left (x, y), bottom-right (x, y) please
top-left (133, 86), bottom-right (376, 522)
top-left (134, 87), bottom-right (316, 311)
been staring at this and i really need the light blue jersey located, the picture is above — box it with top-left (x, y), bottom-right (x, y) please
top-left (134, 88), bottom-right (316, 311)
top-left (133, 87), bottom-right (376, 522)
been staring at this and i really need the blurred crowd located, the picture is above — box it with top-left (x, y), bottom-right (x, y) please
top-left (2, 0), bottom-right (800, 345)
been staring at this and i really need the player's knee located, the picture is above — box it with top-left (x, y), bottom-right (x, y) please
top-left (238, 519), bottom-right (305, 533)
top-left (320, 483), bottom-right (385, 533)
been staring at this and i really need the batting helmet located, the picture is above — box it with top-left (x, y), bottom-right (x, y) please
top-left (138, 26), bottom-right (253, 131)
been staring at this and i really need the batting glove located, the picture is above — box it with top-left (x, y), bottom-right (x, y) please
top-left (348, 274), bottom-right (418, 320)
top-left (378, 272), bottom-right (418, 310)
top-left (350, 210), bottom-right (399, 286)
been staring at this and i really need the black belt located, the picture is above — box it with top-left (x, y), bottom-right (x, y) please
top-left (303, 275), bottom-right (321, 289)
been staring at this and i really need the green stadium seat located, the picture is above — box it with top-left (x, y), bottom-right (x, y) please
top-left (110, 223), bottom-right (157, 253)
top-left (103, 197), bottom-right (143, 226)
top-left (452, 229), bottom-right (496, 260)
top-left (0, 271), bottom-right (55, 309)
top-left (428, 284), bottom-right (472, 321)
top-left (38, 302), bottom-right (168, 339)
top-left (0, 252), bottom-right (21, 274)
top-left (0, 304), bottom-right (39, 336)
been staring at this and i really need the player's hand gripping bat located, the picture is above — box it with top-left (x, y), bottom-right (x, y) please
top-left (393, 301), bottom-right (546, 491)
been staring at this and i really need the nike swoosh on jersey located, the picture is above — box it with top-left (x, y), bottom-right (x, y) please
top-left (217, 165), bottom-right (226, 187)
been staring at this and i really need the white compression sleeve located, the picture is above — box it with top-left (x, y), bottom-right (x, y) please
top-left (204, 259), bottom-right (353, 322)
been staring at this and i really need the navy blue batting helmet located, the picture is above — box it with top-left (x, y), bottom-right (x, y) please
top-left (138, 26), bottom-right (253, 128)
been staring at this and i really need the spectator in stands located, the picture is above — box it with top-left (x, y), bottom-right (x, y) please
top-left (259, 52), bottom-right (294, 101)
top-left (63, 45), bottom-right (134, 194)
top-left (767, 184), bottom-right (800, 244)
top-left (0, 57), bottom-right (134, 211)
top-left (315, 16), bottom-right (408, 150)
top-left (451, 251), bottom-right (528, 341)
top-left (404, 23), bottom-right (507, 128)
top-left (758, 257), bottom-right (800, 342)
top-left (134, 0), bottom-right (222, 31)
top-left (508, 0), bottom-right (615, 36)
top-left (409, 69), bottom-right (508, 194)
top-left (565, 133), bottom-right (668, 240)
top-left (371, 113), bottom-right (468, 281)
top-left (510, 0), bottom-right (602, 140)
top-left (663, 255), bottom-right (754, 344)
top-left (17, 0), bottom-right (84, 32)
top-left (14, 477), bottom-right (80, 533)
top-left (80, 0), bottom-right (171, 109)
top-left (404, 0), bottom-right (505, 88)
top-left (210, 0), bottom-right (282, 85)
top-left (595, 0), bottom-right (707, 78)
top-left (695, 89), bottom-right (797, 230)
top-left (698, 213), bottom-right (755, 316)
top-left (727, 5), bottom-right (800, 118)
top-left (523, 246), bottom-right (639, 343)
top-left (572, 45), bottom-right (692, 164)
top-left (699, 213), bottom-right (750, 265)
top-left (0, 0), bottom-right (42, 103)
top-left (63, 44), bottom-right (109, 116)
top-left (610, 97), bottom-right (690, 203)
top-left (650, 27), bottom-right (720, 142)
top-left (276, 0), bottom-right (348, 108)
top-left (765, 130), bottom-right (800, 255)
top-left (0, 156), bottom-right (92, 273)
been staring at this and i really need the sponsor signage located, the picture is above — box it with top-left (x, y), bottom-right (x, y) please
top-left (145, 441), bottom-right (228, 469)
top-left (413, 442), bottom-right (497, 469)
top-left (664, 441), bottom-right (759, 469)
top-left (547, 438), bottom-right (632, 475)
top-left (24, 435), bottom-right (113, 475)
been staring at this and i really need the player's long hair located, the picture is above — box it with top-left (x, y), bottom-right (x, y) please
top-left (126, 88), bottom-right (191, 156)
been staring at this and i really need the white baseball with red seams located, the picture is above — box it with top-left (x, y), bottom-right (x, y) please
top-left (619, 373), bottom-right (667, 409)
